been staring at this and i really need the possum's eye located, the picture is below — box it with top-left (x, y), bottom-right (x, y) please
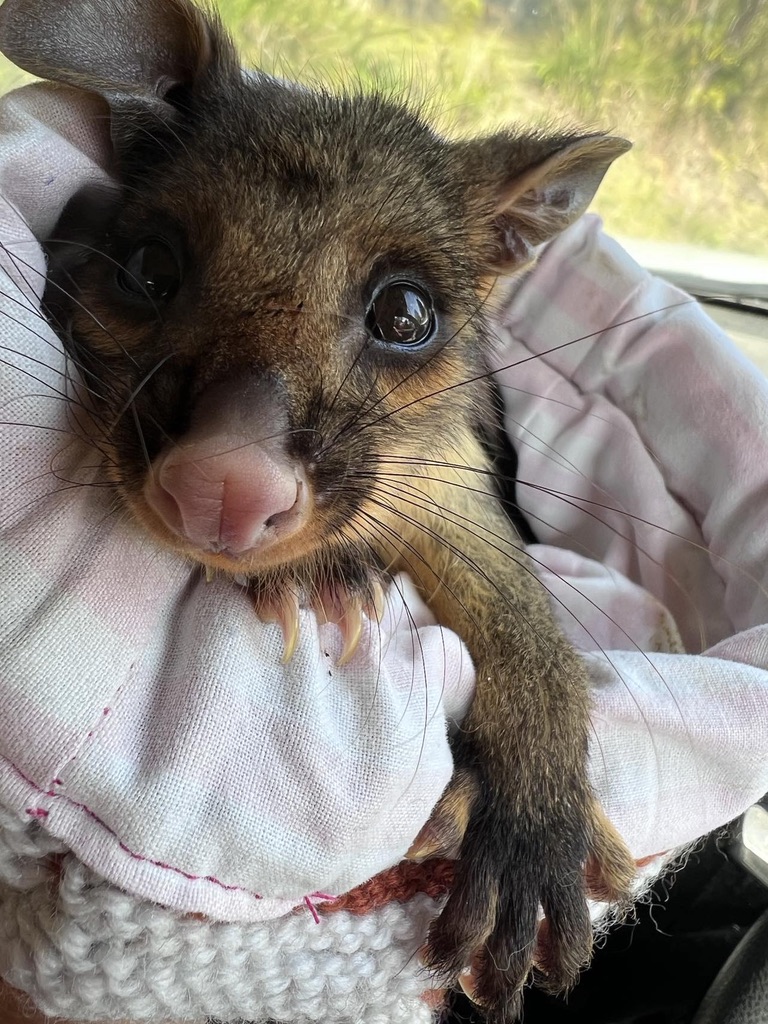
top-left (117, 240), bottom-right (181, 303)
top-left (366, 281), bottom-right (435, 348)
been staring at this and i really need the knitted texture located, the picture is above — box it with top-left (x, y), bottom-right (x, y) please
top-left (0, 806), bottom-right (678, 1024)
top-left (0, 808), bottom-right (441, 1023)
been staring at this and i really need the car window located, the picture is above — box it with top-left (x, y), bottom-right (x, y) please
top-left (228, 0), bottom-right (766, 261)
top-left (0, 0), bottom-right (765, 264)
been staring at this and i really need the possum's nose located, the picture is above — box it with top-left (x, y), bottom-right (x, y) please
top-left (141, 376), bottom-right (310, 559)
top-left (143, 439), bottom-right (309, 557)
top-left (145, 440), bottom-right (310, 557)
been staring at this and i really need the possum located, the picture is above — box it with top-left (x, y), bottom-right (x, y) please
top-left (0, 0), bottom-right (637, 1019)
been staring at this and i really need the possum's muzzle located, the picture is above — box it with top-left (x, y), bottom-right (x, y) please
top-left (143, 376), bottom-right (311, 560)
top-left (135, 373), bottom-right (384, 663)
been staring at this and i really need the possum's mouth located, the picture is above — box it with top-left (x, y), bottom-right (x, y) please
top-left (132, 464), bottom-right (387, 664)
top-left (119, 371), bottom-right (387, 664)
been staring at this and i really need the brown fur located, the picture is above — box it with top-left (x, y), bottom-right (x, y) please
top-left (0, 0), bottom-right (637, 1019)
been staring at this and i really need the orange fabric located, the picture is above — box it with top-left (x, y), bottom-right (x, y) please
top-left (319, 858), bottom-right (454, 915)
top-left (635, 852), bottom-right (667, 869)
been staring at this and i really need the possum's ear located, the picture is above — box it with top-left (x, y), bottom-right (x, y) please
top-left (463, 133), bottom-right (631, 273)
top-left (0, 0), bottom-right (237, 151)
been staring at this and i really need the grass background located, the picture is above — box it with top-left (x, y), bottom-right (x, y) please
top-left (0, 0), bottom-right (765, 256)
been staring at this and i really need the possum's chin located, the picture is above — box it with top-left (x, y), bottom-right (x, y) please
top-left (120, 484), bottom-right (387, 662)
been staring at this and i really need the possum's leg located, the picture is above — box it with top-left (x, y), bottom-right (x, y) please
top-left (372, 439), bottom-right (635, 1020)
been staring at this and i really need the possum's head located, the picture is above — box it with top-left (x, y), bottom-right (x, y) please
top-left (0, 0), bottom-right (629, 606)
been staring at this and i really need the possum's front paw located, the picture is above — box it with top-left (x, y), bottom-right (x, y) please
top-left (412, 765), bottom-right (634, 1022)
top-left (252, 577), bottom-right (385, 663)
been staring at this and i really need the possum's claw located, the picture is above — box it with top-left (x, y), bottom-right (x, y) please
top-left (254, 588), bottom-right (301, 663)
top-left (406, 769), bottom-right (479, 861)
top-left (421, 763), bottom-right (635, 1022)
top-left (363, 579), bottom-right (386, 624)
top-left (314, 582), bottom-right (385, 664)
top-left (255, 579), bottom-right (385, 666)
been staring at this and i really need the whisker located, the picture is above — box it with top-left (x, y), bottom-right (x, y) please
top-left (354, 301), bottom-right (697, 436)
top-left (375, 474), bottom-right (685, 694)
top-left (111, 351), bottom-right (177, 427)
top-left (363, 459), bottom-right (713, 648)
top-left (131, 403), bottom-right (152, 474)
top-left (0, 236), bottom-right (142, 368)
top-left (518, 479), bottom-right (768, 627)
top-left (324, 280), bottom-right (498, 452)
top-left (368, 476), bottom-right (690, 787)
top-left (360, 491), bottom-right (556, 660)
top-left (321, 333), bottom-right (376, 425)
top-left (355, 503), bottom-right (498, 691)
top-left (0, 351), bottom-right (108, 420)
top-left (46, 237), bottom-right (168, 324)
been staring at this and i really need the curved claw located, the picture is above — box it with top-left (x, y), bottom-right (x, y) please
top-left (457, 965), bottom-right (484, 1007)
top-left (312, 585), bottom-right (380, 666)
top-left (254, 589), bottom-right (301, 663)
top-left (406, 769), bottom-right (479, 862)
top-left (255, 578), bottom-right (385, 668)
top-left (364, 579), bottom-right (386, 623)
top-left (337, 597), bottom-right (364, 665)
top-left (421, 781), bottom-right (634, 1020)
top-left (279, 596), bottom-right (301, 664)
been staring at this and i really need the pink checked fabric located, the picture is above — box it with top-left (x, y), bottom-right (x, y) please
top-left (495, 224), bottom-right (768, 857)
top-left (0, 82), bottom-right (766, 929)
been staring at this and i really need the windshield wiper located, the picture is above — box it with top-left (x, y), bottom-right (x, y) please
top-left (616, 236), bottom-right (768, 315)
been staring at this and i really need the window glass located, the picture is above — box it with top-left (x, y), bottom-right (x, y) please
top-left (0, 0), bottom-right (765, 258)
top-left (227, 0), bottom-right (768, 258)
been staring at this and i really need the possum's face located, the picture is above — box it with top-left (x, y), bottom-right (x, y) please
top-left (1, 0), bottom-right (629, 605)
top-left (47, 79), bottom-right (498, 592)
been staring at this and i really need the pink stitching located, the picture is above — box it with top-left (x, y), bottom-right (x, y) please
top-left (51, 684), bottom-right (126, 788)
top-left (6, 687), bottom-right (333, 912)
top-left (7, 758), bottom-right (264, 901)
top-left (304, 895), bottom-right (321, 924)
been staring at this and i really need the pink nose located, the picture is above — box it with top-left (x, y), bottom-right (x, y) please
top-left (144, 436), bottom-right (309, 556)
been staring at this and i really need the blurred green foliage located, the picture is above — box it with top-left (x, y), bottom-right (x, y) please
top-left (0, 0), bottom-right (764, 255)
top-left (217, 0), bottom-right (538, 127)
top-left (221, 0), bottom-right (768, 256)
top-left (521, 0), bottom-right (768, 255)
top-left (534, 0), bottom-right (768, 125)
